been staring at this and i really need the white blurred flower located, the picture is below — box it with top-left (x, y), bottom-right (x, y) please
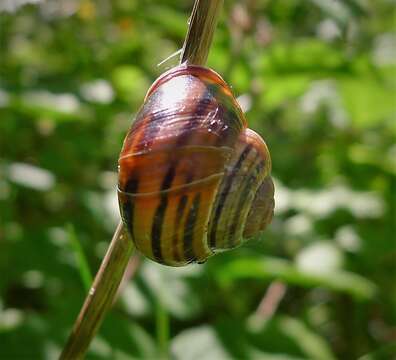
top-left (0, 88), bottom-right (10, 107)
top-left (273, 178), bottom-right (292, 215)
top-left (48, 227), bottom-right (68, 246)
top-left (372, 33), bottom-right (396, 66)
top-left (0, 0), bottom-right (42, 13)
top-left (317, 19), bottom-right (341, 41)
top-left (293, 185), bottom-right (384, 219)
top-left (274, 179), bottom-right (385, 219)
top-left (8, 162), bottom-right (55, 191)
top-left (236, 94), bottom-right (252, 113)
top-left (104, 190), bottom-right (119, 226)
top-left (285, 214), bottom-right (313, 236)
top-left (80, 80), bottom-right (115, 104)
top-left (22, 270), bottom-right (44, 289)
top-left (23, 91), bottom-right (80, 114)
top-left (300, 80), bottom-right (348, 128)
top-left (296, 241), bottom-right (344, 274)
top-left (335, 225), bottom-right (361, 252)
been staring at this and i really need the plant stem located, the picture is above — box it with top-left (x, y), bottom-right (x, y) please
top-left (60, 222), bottom-right (132, 360)
top-left (60, 1), bottom-right (223, 358)
top-left (181, 0), bottom-right (224, 65)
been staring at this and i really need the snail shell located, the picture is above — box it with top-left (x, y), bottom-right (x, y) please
top-left (118, 65), bottom-right (274, 266)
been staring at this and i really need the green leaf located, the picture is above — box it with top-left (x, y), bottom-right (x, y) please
top-left (339, 76), bottom-right (396, 128)
top-left (215, 257), bottom-right (377, 300)
top-left (144, 6), bottom-right (187, 38)
top-left (261, 75), bottom-right (311, 110)
top-left (261, 40), bottom-right (347, 74)
top-left (359, 342), bottom-right (396, 360)
top-left (279, 316), bottom-right (336, 360)
top-left (111, 66), bottom-right (150, 105)
top-left (66, 224), bottom-right (92, 292)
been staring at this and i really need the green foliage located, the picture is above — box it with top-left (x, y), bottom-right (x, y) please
top-left (66, 223), bottom-right (93, 292)
top-left (0, 0), bottom-right (395, 359)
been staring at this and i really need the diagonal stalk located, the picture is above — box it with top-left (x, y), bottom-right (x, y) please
top-left (60, 1), bottom-right (223, 359)
top-left (60, 222), bottom-right (132, 359)
top-left (181, 0), bottom-right (224, 65)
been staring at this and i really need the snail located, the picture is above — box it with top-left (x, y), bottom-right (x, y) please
top-left (118, 64), bottom-right (274, 266)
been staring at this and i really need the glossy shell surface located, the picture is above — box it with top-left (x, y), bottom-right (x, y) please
top-left (118, 65), bottom-right (274, 266)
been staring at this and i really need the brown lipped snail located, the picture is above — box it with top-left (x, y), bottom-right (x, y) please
top-left (118, 64), bottom-right (274, 266)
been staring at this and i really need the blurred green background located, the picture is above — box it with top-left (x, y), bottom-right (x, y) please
top-left (0, 0), bottom-right (395, 359)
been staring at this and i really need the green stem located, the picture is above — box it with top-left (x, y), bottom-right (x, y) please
top-left (60, 222), bottom-right (133, 360)
top-left (181, 0), bottom-right (224, 66)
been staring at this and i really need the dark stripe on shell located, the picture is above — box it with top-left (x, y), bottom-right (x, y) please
top-left (183, 193), bottom-right (201, 262)
top-left (164, 86), bottom-right (215, 191)
top-left (161, 165), bottom-right (176, 191)
top-left (122, 177), bottom-right (139, 241)
top-left (172, 194), bottom-right (188, 262)
top-left (132, 103), bottom-right (169, 153)
top-left (209, 144), bottom-right (253, 248)
top-left (148, 82), bottom-right (215, 263)
top-left (228, 160), bottom-right (265, 247)
top-left (148, 167), bottom-right (178, 263)
top-left (176, 90), bottom-right (214, 147)
top-left (151, 195), bottom-right (168, 263)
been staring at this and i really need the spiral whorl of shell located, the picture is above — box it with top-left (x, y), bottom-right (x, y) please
top-left (118, 65), bottom-right (274, 266)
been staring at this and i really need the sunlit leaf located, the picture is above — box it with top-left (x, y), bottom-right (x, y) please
top-left (339, 76), bottom-right (396, 128)
top-left (66, 224), bottom-right (92, 292)
top-left (111, 66), bottom-right (150, 105)
top-left (216, 257), bottom-right (377, 300)
top-left (279, 316), bottom-right (336, 360)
